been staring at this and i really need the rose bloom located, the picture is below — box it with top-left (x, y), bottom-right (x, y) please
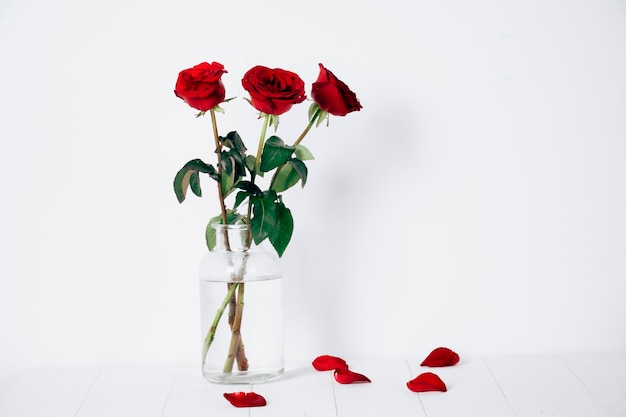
top-left (174, 62), bottom-right (227, 112)
top-left (241, 66), bottom-right (306, 115)
top-left (311, 63), bottom-right (362, 116)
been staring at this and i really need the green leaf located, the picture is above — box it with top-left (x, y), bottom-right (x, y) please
top-left (260, 136), bottom-right (295, 172)
top-left (173, 159), bottom-right (217, 203)
top-left (220, 131), bottom-right (247, 155)
top-left (245, 155), bottom-right (256, 173)
top-left (268, 114), bottom-right (280, 130)
top-left (221, 150), bottom-right (246, 185)
top-left (288, 159), bottom-right (308, 187)
top-left (222, 149), bottom-right (246, 178)
top-left (235, 181), bottom-right (263, 196)
top-left (174, 170), bottom-right (194, 203)
top-left (233, 181), bottom-right (262, 209)
top-left (220, 167), bottom-right (234, 197)
top-left (270, 158), bottom-right (309, 192)
top-left (315, 110), bottom-right (329, 127)
top-left (250, 192), bottom-right (278, 245)
top-left (205, 213), bottom-right (224, 251)
top-left (308, 102), bottom-right (329, 126)
top-left (234, 191), bottom-right (248, 210)
top-left (269, 202), bottom-right (293, 257)
top-left (270, 163), bottom-right (300, 193)
top-left (219, 148), bottom-right (247, 197)
top-left (205, 211), bottom-right (245, 251)
top-left (294, 145), bottom-right (315, 161)
top-left (189, 171), bottom-right (201, 197)
top-left (308, 102), bottom-right (320, 122)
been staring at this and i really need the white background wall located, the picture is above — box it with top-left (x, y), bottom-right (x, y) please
top-left (1, 0), bottom-right (625, 386)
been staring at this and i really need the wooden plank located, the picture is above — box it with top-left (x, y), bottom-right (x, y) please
top-left (161, 363), bottom-right (250, 417)
top-left (2, 354), bottom-right (623, 417)
top-left (485, 354), bottom-right (609, 417)
top-left (164, 361), bottom-right (337, 417)
top-left (560, 352), bottom-right (626, 417)
top-left (0, 367), bottom-right (100, 417)
top-left (333, 358), bottom-right (426, 417)
top-left (249, 360), bottom-right (337, 417)
top-left (407, 355), bottom-right (517, 417)
top-left (74, 366), bottom-right (176, 417)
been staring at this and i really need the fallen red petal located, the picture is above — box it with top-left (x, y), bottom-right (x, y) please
top-left (333, 368), bottom-right (371, 384)
top-left (407, 372), bottom-right (448, 392)
top-left (312, 355), bottom-right (349, 371)
top-left (223, 392), bottom-right (267, 408)
top-left (420, 347), bottom-right (460, 367)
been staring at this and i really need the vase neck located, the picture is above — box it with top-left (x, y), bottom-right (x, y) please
top-left (213, 224), bottom-right (251, 252)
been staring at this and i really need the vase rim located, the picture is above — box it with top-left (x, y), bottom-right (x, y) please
top-left (211, 222), bottom-right (249, 231)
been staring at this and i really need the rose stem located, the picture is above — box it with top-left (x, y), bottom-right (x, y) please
top-left (268, 107), bottom-right (322, 190)
top-left (247, 113), bottom-right (270, 227)
top-left (292, 106), bottom-right (322, 147)
top-left (222, 281), bottom-right (246, 373)
top-left (223, 113), bottom-right (270, 373)
top-left (201, 281), bottom-right (238, 367)
top-left (209, 109), bottom-right (231, 238)
top-left (208, 108), bottom-right (250, 371)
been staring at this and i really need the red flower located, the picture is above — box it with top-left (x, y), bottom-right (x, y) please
top-left (333, 368), bottom-right (371, 384)
top-left (420, 347), bottom-right (460, 367)
top-left (407, 372), bottom-right (447, 392)
top-left (312, 355), bottom-right (349, 371)
top-left (223, 392), bottom-right (267, 408)
top-left (174, 62), bottom-right (227, 112)
top-left (311, 63), bottom-right (362, 116)
top-left (241, 65), bottom-right (306, 115)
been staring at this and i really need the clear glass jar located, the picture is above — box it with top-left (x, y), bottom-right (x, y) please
top-left (198, 223), bottom-right (283, 384)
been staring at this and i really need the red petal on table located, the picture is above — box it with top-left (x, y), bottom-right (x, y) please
top-left (407, 372), bottom-right (447, 392)
top-left (312, 355), bottom-right (349, 371)
top-left (420, 347), bottom-right (460, 367)
top-left (333, 368), bottom-right (371, 384)
top-left (223, 392), bottom-right (267, 407)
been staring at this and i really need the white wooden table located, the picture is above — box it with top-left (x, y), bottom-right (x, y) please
top-left (1, 353), bottom-right (625, 416)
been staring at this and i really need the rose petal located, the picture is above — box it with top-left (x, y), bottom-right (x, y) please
top-left (174, 62), bottom-right (227, 112)
top-left (223, 392), bottom-right (267, 408)
top-left (420, 347), bottom-right (460, 367)
top-left (312, 355), bottom-right (349, 371)
top-left (241, 66), bottom-right (306, 115)
top-left (333, 368), bottom-right (371, 384)
top-left (311, 63), bottom-right (362, 116)
top-left (407, 372), bottom-right (448, 392)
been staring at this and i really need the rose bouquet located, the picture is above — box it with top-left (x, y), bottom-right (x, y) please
top-left (173, 61), bottom-right (361, 381)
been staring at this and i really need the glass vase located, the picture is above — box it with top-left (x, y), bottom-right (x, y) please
top-left (198, 223), bottom-right (283, 384)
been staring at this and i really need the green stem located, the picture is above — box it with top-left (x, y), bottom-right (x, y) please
top-left (210, 110), bottom-right (228, 223)
top-left (252, 114), bottom-right (271, 179)
top-left (268, 108), bottom-right (322, 191)
top-left (209, 109), bottom-right (231, 250)
top-left (223, 282), bottom-right (246, 373)
top-left (223, 113), bottom-right (270, 373)
top-left (205, 108), bottom-right (250, 372)
top-left (292, 107), bottom-right (322, 147)
top-left (201, 282), bottom-right (239, 367)
top-left (246, 113), bottom-right (270, 240)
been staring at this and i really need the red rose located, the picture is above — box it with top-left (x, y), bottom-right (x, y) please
top-left (311, 63), bottom-right (362, 116)
top-left (174, 62), bottom-right (227, 112)
top-left (241, 65), bottom-right (306, 115)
